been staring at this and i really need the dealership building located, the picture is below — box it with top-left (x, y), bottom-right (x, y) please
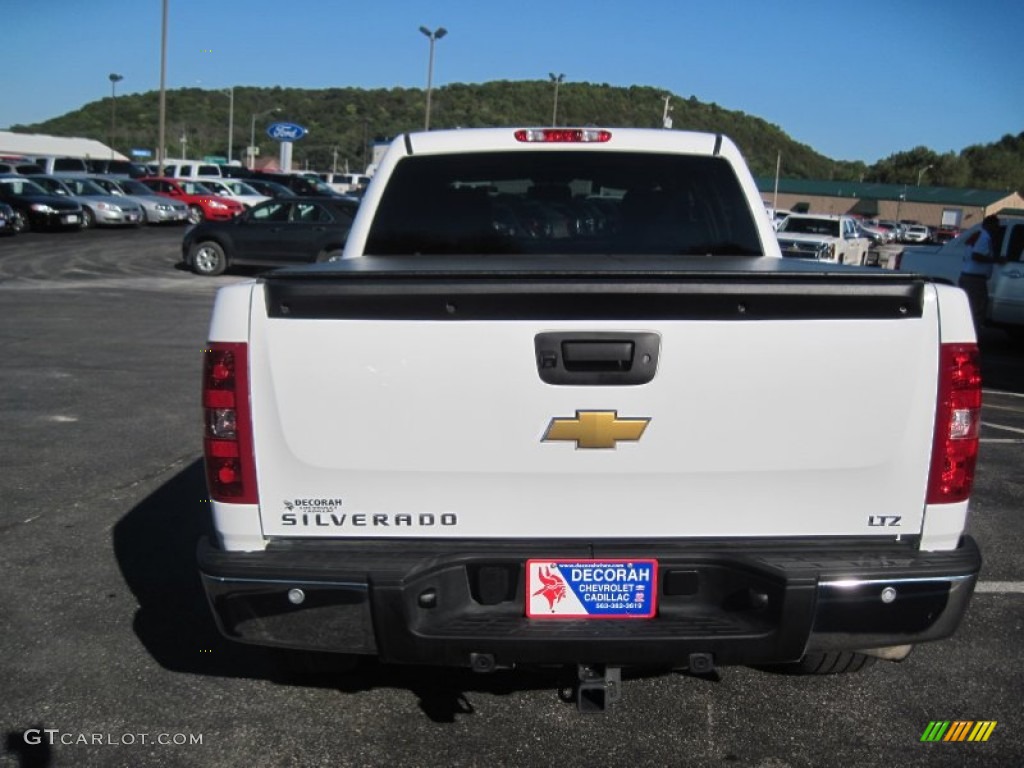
top-left (758, 177), bottom-right (1024, 230)
top-left (0, 130), bottom-right (127, 162)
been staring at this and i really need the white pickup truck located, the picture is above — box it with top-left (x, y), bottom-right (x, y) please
top-left (775, 213), bottom-right (872, 265)
top-left (895, 214), bottom-right (1024, 339)
top-left (198, 127), bottom-right (982, 710)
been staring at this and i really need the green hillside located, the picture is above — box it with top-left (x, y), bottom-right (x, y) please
top-left (8, 80), bottom-right (1023, 193)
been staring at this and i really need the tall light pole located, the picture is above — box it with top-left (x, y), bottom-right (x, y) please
top-left (157, 0), bottom-right (167, 175)
top-left (108, 73), bottom-right (124, 158)
top-left (916, 164), bottom-right (934, 186)
top-left (419, 26), bottom-right (447, 131)
top-left (220, 87), bottom-right (235, 162)
top-left (249, 107), bottom-right (280, 169)
top-left (549, 73), bottom-right (564, 127)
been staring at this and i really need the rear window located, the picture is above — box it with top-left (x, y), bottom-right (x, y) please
top-left (53, 158), bottom-right (88, 172)
top-left (365, 151), bottom-right (762, 256)
top-left (778, 218), bottom-right (841, 237)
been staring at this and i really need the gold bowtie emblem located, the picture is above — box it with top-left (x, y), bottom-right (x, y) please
top-left (542, 410), bottom-right (650, 449)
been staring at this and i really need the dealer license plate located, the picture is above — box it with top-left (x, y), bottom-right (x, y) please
top-left (526, 559), bottom-right (657, 619)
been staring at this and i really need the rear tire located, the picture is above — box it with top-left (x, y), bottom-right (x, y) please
top-left (189, 241), bottom-right (227, 276)
top-left (787, 651), bottom-right (877, 675)
top-left (11, 210), bottom-right (27, 233)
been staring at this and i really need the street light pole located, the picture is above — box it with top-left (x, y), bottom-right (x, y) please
top-left (249, 107), bottom-right (280, 169)
top-left (108, 73), bottom-right (124, 159)
top-left (419, 26), bottom-right (447, 131)
top-left (549, 73), bottom-right (564, 127)
top-left (916, 164), bottom-right (934, 186)
top-left (157, 0), bottom-right (167, 175)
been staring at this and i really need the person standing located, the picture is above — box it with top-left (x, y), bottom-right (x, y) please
top-left (958, 215), bottom-right (1002, 329)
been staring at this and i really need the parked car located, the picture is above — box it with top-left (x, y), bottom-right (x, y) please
top-left (251, 171), bottom-right (349, 197)
top-left (903, 224), bottom-right (932, 243)
top-left (28, 175), bottom-right (143, 228)
top-left (87, 176), bottom-right (190, 225)
top-left (0, 161), bottom-right (45, 175)
top-left (0, 201), bottom-right (17, 235)
top-left (0, 176), bottom-right (84, 232)
top-left (243, 178), bottom-right (297, 199)
top-left (878, 219), bottom-right (906, 242)
top-left (932, 226), bottom-right (960, 244)
top-left (181, 196), bottom-right (359, 276)
top-left (856, 221), bottom-right (890, 245)
top-left (137, 177), bottom-right (244, 223)
top-left (189, 177), bottom-right (271, 208)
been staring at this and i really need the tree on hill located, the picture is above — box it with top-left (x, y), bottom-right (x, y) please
top-left (7, 82), bottom-right (1022, 194)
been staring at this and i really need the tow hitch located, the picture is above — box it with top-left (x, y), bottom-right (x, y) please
top-left (576, 664), bottom-right (622, 714)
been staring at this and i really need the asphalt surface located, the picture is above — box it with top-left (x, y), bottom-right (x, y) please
top-left (0, 226), bottom-right (1021, 768)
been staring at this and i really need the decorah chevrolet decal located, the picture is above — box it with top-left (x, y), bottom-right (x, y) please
top-left (542, 410), bottom-right (650, 449)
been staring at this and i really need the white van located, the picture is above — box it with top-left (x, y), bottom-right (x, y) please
top-left (318, 172), bottom-right (370, 194)
top-left (161, 160), bottom-right (224, 179)
top-left (31, 156), bottom-right (90, 175)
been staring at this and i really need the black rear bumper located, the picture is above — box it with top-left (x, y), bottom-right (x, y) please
top-left (197, 536), bottom-right (980, 668)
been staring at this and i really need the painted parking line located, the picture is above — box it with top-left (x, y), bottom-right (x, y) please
top-left (981, 422), bottom-right (1024, 435)
top-left (983, 389), bottom-right (1024, 398)
top-left (974, 582), bottom-right (1024, 594)
top-left (983, 403), bottom-right (1024, 413)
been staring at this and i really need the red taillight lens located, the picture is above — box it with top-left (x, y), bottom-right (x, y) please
top-left (203, 342), bottom-right (257, 503)
top-left (926, 343), bottom-right (982, 504)
top-left (514, 128), bottom-right (612, 143)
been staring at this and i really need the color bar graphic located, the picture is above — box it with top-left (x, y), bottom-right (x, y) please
top-left (920, 721), bottom-right (997, 742)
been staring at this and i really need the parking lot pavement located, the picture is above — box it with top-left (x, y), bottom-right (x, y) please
top-left (0, 230), bottom-right (1021, 767)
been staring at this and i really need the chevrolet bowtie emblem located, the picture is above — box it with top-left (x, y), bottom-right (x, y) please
top-left (542, 410), bottom-right (650, 449)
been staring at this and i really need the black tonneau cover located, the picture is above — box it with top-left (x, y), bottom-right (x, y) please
top-left (263, 255), bottom-right (926, 322)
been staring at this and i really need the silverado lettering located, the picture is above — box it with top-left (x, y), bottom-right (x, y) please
top-left (281, 512), bottom-right (457, 527)
top-left (197, 126), bottom-right (982, 712)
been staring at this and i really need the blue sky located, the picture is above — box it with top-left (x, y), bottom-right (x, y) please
top-left (3, 0), bottom-right (1022, 164)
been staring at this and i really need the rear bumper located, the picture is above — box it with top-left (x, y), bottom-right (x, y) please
top-left (197, 536), bottom-right (981, 668)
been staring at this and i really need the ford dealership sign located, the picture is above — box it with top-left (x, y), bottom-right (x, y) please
top-left (267, 122), bottom-right (308, 142)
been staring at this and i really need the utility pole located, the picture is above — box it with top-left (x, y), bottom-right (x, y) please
top-left (661, 95), bottom-right (673, 129)
top-left (221, 87), bottom-right (235, 162)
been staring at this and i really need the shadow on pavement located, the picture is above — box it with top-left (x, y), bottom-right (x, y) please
top-left (112, 461), bottom-right (694, 721)
top-left (979, 327), bottom-right (1024, 395)
top-left (4, 727), bottom-right (53, 768)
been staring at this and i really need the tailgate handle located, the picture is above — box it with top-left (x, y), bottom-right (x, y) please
top-left (535, 332), bottom-right (660, 386)
top-left (562, 341), bottom-right (634, 371)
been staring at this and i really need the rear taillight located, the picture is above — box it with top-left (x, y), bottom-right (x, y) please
top-left (514, 128), bottom-right (612, 143)
top-left (926, 343), bottom-right (981, 504)
top-left (203, 342), bottom-right (257, 503)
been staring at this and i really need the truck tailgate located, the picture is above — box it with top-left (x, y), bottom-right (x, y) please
top-left (244, 259), bottom-right (938, 540)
